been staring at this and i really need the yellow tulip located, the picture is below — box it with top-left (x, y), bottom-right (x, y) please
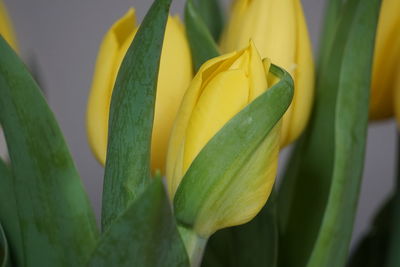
top-left (87, 9), bottom-right (193, 173)
top-left (0, 0), bottom-right (18, 51)
top-left (220, 0), bottom-right (314, 146)
top-left (167, 42), bottom-right (282, 236)
top-left (369, 0), bottom-right (400, 120)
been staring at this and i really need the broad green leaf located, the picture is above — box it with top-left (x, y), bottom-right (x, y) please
top-left (174, 65), bottom-right (293, 236)
top-left (0, 37), bottom-right (98, 266)
top-left (102, 0), bottom-right (172, 230)
top-left (184, 0), bottom-right (220, 71)
top-left (201, 190), bottom-right (278, 267)
top-left (278, 0), bottom-right (381, 266)
top-left (0, 223), bottom-right (10, 267)
top-left (193, 0), bottom-right (224, 42)
top-left (0, 159), bottom-right (23, 266)
top-left (88, 178), bottom-right (189, 267)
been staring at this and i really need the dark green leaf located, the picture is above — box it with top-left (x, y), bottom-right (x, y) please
top-left (102, 0), bottom-right (172, 230)
top-left (0, 159), bottom-right (23, 266)
top-left (0, 37), bottom-right (98, 266)
top-left (88, 178), bottom-right (189, 267)
top-left (347, 196), bottom-right (393, 267)
top-left (193, 0), bottom-right (224, 42)
top-left (202, 190), bottom-right (278, 267)
top-left (0, 223), bottom-right (10, 267)
top-left (278, 0), bottom-right (381, 266)
top-left (184, 0), bottom-right (220, 71)
top-left (174, 65), bottom-right (293, 234)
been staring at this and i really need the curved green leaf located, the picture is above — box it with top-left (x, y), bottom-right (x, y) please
top-left (0, 37), bottom-right (98, 266)
top-left (278, 0), bottom-right (381, 266)
top-left (102, 0), bottom-right (172, 230)
top-left (184, 0), bottom-right (220, 71)
top-left (0, 223), bottom-right (10, 267)
top-left (193, 0), bottom-right (224, 42)
top-left (88, 178), bottom-right (189, 267)
top-left (0, 159), bottom-right (23, 266)
top-left (202, 190), bottom-right (278, 267)
top-left (174, 65), bottom-right (293, 235)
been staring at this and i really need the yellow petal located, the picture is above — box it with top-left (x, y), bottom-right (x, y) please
top-left (151, 16), bottom-right (193, 173)
top-left (183, 69), bottom-right (250, 172)
top-left (87, 9), bottom-right (137, 165)
top-left (166, 52), bottom-right (238, 196)
top-left (221, 0), bottom-right (297, 73)
top-left (369, 0), bottom-right (400, 119)
top-left (166, 42), bottom-right (269, 198)
top-left (280, 0), bottom-right (315, 146)
top-left (221, 0), bottom-right (314, 147)
top-left (87, 10), bottom-right (193, 174)
top-left (0, 0), bottom-right (18, 52)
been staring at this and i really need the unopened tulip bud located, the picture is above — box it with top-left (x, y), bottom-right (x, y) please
top-left (87, 9), bottom-right (193, 173)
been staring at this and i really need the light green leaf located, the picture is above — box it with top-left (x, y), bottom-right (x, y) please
top-left (102, 0), bottom-right (172, 230)
top-left (174, 65), bottom-right (293, 237)
top-left (278, 0), bottom-right (381, 266)
top-left (88, 178), bottom-right (189, 267)
top-left (0, 159), bottom-right (22, 266)
top-left (184, 0), bottom-right (220, 71)
top-left (0, 36), bottom-right (98, 267)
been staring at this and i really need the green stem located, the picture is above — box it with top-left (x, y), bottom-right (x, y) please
top-left (178, 225), bottom-right (208, 267)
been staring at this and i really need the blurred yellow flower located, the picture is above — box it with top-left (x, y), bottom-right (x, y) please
top-left (369, 0), bottom-right (400, 120)
top-left (0, 0), bottom-right (18, 52)
top-left (167, 42), bottom-right (282, 236)
top-left (87, 9), bottom-right (193, 173)
top-left (220, 0), bottom-right (314, 146)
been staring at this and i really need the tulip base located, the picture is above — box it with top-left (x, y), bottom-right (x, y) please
top-left (178, 225), bottom-right (208, 267)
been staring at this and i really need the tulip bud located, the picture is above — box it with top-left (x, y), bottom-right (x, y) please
top-left (369, 0), bottom-right (400, 120)
top-left (87, 9), bottom-right (193, 173)
top-left (0, 0), bottom-right (18, 52)
top-left (220, 0), bottom-right (314, 146)
top-left (167, 42), bottom-right (293, 237)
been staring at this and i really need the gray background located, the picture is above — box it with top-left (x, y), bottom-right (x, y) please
top-left (1, 0), bottom-right (397, 248)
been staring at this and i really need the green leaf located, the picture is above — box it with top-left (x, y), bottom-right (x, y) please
top-left (193, 0), bottom-right (224, 42)
top-left (184, 0), bottom-right (220, 71)
top-left (102, 0), bottom-right (172, 230)
top-left (0, 159), bottom-right (23, 266)
top-left (0, 37), bottom-right (98, 266)
top-left (317, 0), bottom-right (343, 69)
top-left (174, 64), bottom-right (293, 237)
top-left (88, 178), bottom-right (189, 267)
top-left (347, 196), bottom-right (393, 267)
top-left (202, 190), bottom-right (278, 267)
top-left (277, 0), bottom-right (381, 266)
top-left (0, 223), bottom-right (10, 267)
